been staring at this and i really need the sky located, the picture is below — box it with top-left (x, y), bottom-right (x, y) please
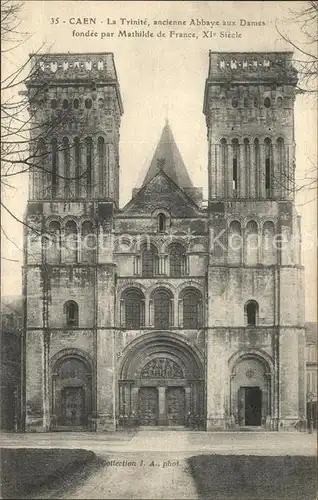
top-left (1, 1), bottom-right (317, 320)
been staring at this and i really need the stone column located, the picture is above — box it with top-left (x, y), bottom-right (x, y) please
top-left (178, 299), bottom-right (183, 328)
top-left (214, 143), bottom-right (221, 198)
top-left (227, 142), bottom-right (233, 198)
top-left (42, 330), bottom-right (50, 431)
top-left (210, 143), bottom-right (217, 198)
top-left (238, 142), bottom-right (245, 198)
top-left (158, 386), bottom-right (166, 425)
top-left (273, 142), bottom-right (280, 199)
top-left (96, 264), bottom-right (117, 431)
top-left (148, 299), bottom-right (153, 327)
top-left (185, 387), bottom-right (191, 417)
top-left (131, 387), bottom-right (139, 414)
top-left (259, 142), bottom-right (266, 198)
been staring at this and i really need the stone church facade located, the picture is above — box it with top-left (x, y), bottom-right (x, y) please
top-left (23, 51), bottom-right (306, 432)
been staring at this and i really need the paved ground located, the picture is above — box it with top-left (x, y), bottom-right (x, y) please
top-left (1, 431), bottom-right (316, 499)
top-left (0, 429), bottom-right (316, 455)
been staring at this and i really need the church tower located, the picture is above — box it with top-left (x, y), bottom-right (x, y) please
top-left (23, 53), bottom-right (123, 431)
top-left (203, 52), bottom-right (305, 430)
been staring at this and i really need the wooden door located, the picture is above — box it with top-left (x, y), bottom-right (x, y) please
top-left (245, 387), bottom-right (262, 426)
top-left (61, 387), bottom-right (85, 426)
top-left (166, 387), bottom-right (185, 425)
top-left (138, 387), bottom-right (158, 425)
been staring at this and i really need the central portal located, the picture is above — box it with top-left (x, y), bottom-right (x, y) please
top-left (118, 332), bottom-right (204, 428)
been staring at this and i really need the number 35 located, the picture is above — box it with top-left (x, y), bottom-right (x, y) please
top-left (50, 17), bottom-right (59, 24)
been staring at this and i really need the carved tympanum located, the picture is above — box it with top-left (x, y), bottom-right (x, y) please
top-left (140, 358), bottom-right (183, 379)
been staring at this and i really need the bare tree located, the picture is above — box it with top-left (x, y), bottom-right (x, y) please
top-left (1, 1), bottom-right (99, 239)
top-left (276, 1), bottom-right (318, 94)
top-left (275, 2), bottom-right (317, 201)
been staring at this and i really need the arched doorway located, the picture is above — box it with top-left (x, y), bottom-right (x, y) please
top-left (230, 353), bottom-right (272, 427)
top-left (118, 332), bottom-right (204, 427)
top-left (51, 351), bottom-right (92, 430)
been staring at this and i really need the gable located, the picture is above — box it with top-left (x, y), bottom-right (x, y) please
top-left (122, 172), bottom-right (201, 217)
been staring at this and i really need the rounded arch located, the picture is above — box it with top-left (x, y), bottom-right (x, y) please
top-left (228, 349), bottom-right (274, 376)
top-left (148, 282), bottom-right (176, 297)
top-left (65, 219), bottom-right (78, 233)
top-left (117, 281), bottom-right (146, 296)
top-left (121, 287), bottom-right (145, 300)
top-left (177, 280), bottom-right (205, 296)
top-left (228, 220), bottom-right (242, 265)
top-left (180, 287), bottom-right (204, 329)
top-left (121, 287), bottom-right (145, 329)
top-left (119, 331), bottom-right (204, 380)
top-left (81, 220), bottom-right (94, 234)
top-left (179, 286), bottom-right (203, 301)
top-left (48, 220), bottom-right (61, 232)
top-left (151, 287), bottom-right (174, 329)
top-left (140, 243), bottom-right (159, 277)
top-left (63, 300), bottom-right (79, 327)
top-left (244, 299), bottom-right (259, 326)
top-left (50, 347), bottom-right (93, 373)
top-left (245, 219), bottom-right (259, 231)
top-left (168, 242), bottom-right (187, 277)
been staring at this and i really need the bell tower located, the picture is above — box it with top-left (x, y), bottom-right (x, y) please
top-left (204, 52), bottom-right (305, 431)
top-left (203, 52), bottom-right (298, 202)
top-left (23, 53), bottom-right (123, 432)
top-left (26, 52), bottom-right (123, 204)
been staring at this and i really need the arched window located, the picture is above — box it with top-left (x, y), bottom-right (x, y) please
top-left (158, 213), bottom-right (166, 233)
top-left (244, 97), bottom-right (249, 108)
top-left (74, 137), bottom-right (81, 197)
top-left (122, 289), bottom-right (145, 329)
top-left (73, 98), bottom-right (79, 109)
top-left (276, 97), bottom-right (283, 108)
top-left (232, 139), bottom-right (239, 194)
top-left (169, 244), bottom-right (186, 277)
top-left (277, 137), bottom-right (285, 196)
top-left (81, 221), bottom-right (95, 263)
top-left (85, 98), bottom-right (92, 109)
top-left (62, 99), bottom-right (69, 109)
top-left (51, 138), bottom-right (58, 197)
top-left (244, 138), bottom-right (250, 196)
top-left (182, 289), bottom-right (203, 329)
top-left (47, 221), bottom-right (61, 263)
top-left (228, 221), bottom-right (242, 264)
top-left (64, 301), bottom-right (79, 327)
top-left (98, 137), bottom-right (105, 197)
top-left (153, 289), bottom-right (173, 329)
top-left (86, 137), bottom-right (93, 196)
top-left (51, 99), bottom-right (57, 109)
top-left (245, 301), bottom-right (258, 326)
top-left (36, 139), bottom-right (46, 198)
top-left (246, 220), bottom-right (258, 265)
top-left (220, 139), bottom-right (227, 192)
top-left (262, 221), bottom-right (277, 265)
top-left (62, 137), bottom-right (70, 198)
top-left (98, 98), bottom-right (104, 109)
top-left (264, 97), bottom-right (271, 108)
top-left (232, 98), bottom-right (238, 108)
top-left (264, 138), bottom-right (272, 197)
top-left (141, 244), bottom-right (158, 277)
top-left (254, 138), bottom-right (260, 195)
top-left (65, 220), bottom-right (78, 263)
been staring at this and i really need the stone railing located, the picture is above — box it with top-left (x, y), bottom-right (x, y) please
top-left (207, 51), bottom-right (298, 83)
top-left (28, 52), bottom-right (118, 81)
